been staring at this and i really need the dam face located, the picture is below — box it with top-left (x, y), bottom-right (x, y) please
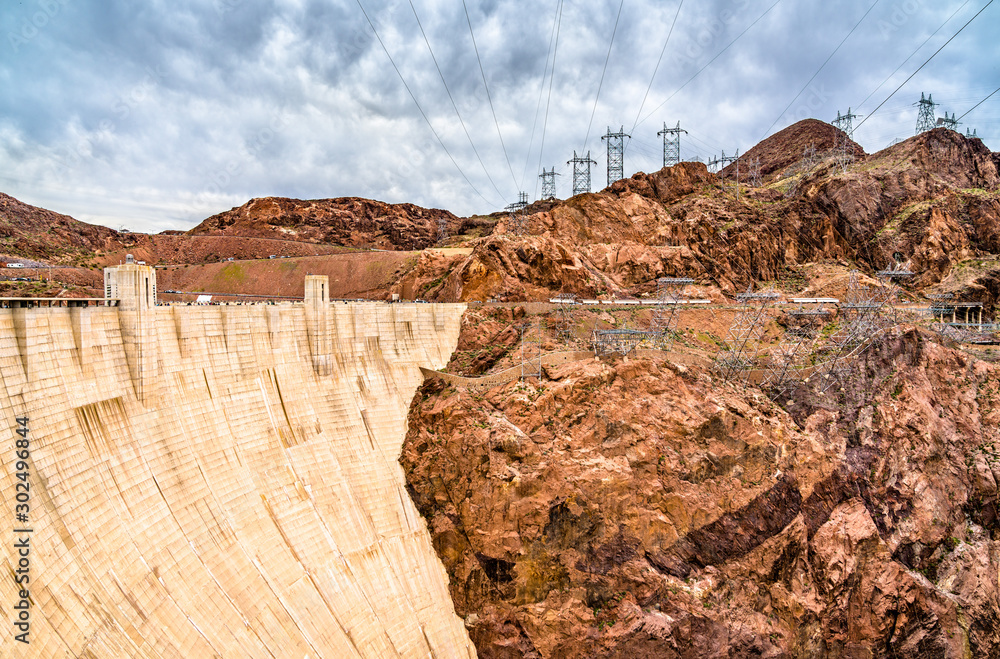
top-left (0, 290), bottom-right (474, 656)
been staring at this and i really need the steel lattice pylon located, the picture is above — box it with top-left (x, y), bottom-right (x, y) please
top-left (761, 307), bottom-right (830, 400)
top-left (505, 192), bottom-right (530, 235)
top-left (715, 286), bottom-right (780, 387)
top-left (832, 108), bottom-right (859, 174)
top-left (553, 293), bottom-right (577, 343)
top-left (568, 151), bottom-right (597, 196)
top-left (650, 277), bottom-right (695, 349)
top-left (915, 92), bottom-right (938, 134)
top-left (520, 320), bottom-right (542, 379)
top-left (539, 167), bottom-right (559, 200)
top-left (593, 329), bottom-right (661, 357)
top-left (658, 121), bottom-right (687, 167)
top-left (602, 126), bottom-right (631, 186)
top-left (437, 216), bottom-right (448, 244)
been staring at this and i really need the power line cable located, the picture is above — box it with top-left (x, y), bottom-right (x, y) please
top-left (521, 0), bottom-right (563, 191)
top-left (582, 0), bottom-right (625, 152)
top-left (535, 0), bottom-right (566, 200)
top-left (637, 0), bottom-right (783, 129)
top-left (462, 0), bottom-right (519, 194)
top-left (407, 0), bottom-right (507, 203)
top-left (855, 0), bottom-right (973, 112)
top-left (760, 0), bottom-right (881, 141)
top-left (354, 0), bottom-right (500, 208)
top-left (629, 0), bottom-right (684, 138)
top-left (957, 85), bottom-right (1000, 122)
top-left (853, 0), bottom-right (994, 134)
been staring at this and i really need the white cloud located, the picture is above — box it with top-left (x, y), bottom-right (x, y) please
top-left (0, 0), bottom-right (995, 232)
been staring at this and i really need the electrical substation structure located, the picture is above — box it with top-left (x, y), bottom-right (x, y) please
top-left (593, 328), bottom-right (661, 357)
top-left (601, 126), bottom-right (631, 186)
top-left (938, 112), bottom-right (960, 131)
top-left (568, 151), bottom-right (597, 197)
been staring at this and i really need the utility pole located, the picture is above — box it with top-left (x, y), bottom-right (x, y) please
top-left (539, 167), bottom-right (560, 200)
top-left (657, 121), bottom-right (687, 167)
top-left (567, 151), bottom-right (597, 196)
top-left (914, 92), bottom-right (938, 134)
top-left (601, 126), bottom-right (631, 186)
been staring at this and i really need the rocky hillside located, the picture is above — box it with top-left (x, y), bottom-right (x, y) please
top-left (402, 323), bottom-right (1000, 657)
top-left (0, 192), bottom-right (121, 263)
top-left (187, 196), bottom-right (459, 250)
top-left (396, 125), bottom-right (1000, 305)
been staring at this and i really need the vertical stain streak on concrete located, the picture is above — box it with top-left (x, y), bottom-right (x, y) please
top-left (11, 307), bottom-right (28, 379)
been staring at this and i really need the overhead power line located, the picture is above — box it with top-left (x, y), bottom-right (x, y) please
top-left (582, 0), bottom-right (625, 153)
top-left (760, 0), bottom-right (881, 141)
top-left (407, 0), bottom-right (506, 203)
top-left (522, 0), bottom-right (563, 191)
top-left (629, 0), bottom-right (684, 137)
top-left (637, 0), bottom-right (783, 129)
top-left (462, 0), bottom-right (519, 194)
top-left (957, 85), bottom-right (1000, 122)
top-left (853, 0), bottom-right (995, 134)
top-left (354, 0), bottom-right (499, 208)
top-left (536, 0), bottom-right (566, 200)
top-left (854, 0), bottom-right (973, 112)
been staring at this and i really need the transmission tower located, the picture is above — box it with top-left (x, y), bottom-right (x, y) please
top-left (709, 150), bottom-right (740, 197)
top-left (437, 217), bottom-right (448, 244)
top-left (832, 108), bottom-right (860, 174)
top-left (966, 128), bottom-right (980, 140)
top-left (914, 92), bottom-right (938, 134)
top-left (601, 126), bottom-right (631, 186)
top-left (748, 157), bottom-right (762, 187)
top-left (657, 121), bottom-right (688, 167)
top-left (715, 286), bottom-right (780, 387)
top-left (539, 167), bottom-right (560, 200)
top-left (832, 108), bottom-right (859, 136)
top-left (520, 320), bottom-right (542, 379)
top-left (761, 304), bottom-right (831, 400)
top-left (553, 293), bottom-right (577, 343)
top-left (938, 112), bottom-right (960, 131)
top-left (504, 192), bottom-right (530, 235)
top-left (567, 151), bottom-right (597, 196)
top-left (650, 277), bottom-right (695, 349)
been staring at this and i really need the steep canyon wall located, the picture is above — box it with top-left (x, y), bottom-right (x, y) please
top-left (0, 299), bottom-right (474, 657)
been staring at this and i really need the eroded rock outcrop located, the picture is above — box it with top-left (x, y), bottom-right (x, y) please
top-left (404, 125), bottom-right (1000, 302)
top-left (402, 329), bottom-right (1000, 657)
top-left (188, 195), bottom-right (459, 250)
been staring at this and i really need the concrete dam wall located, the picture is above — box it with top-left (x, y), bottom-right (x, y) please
top-left (0, 291), bottom-right (474, 656)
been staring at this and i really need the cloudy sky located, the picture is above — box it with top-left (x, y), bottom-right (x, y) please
top-left (1, 0), bottom-right (997, 233)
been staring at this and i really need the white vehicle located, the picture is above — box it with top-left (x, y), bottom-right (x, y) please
top-left (5, 263), bottom-right (24, 268)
